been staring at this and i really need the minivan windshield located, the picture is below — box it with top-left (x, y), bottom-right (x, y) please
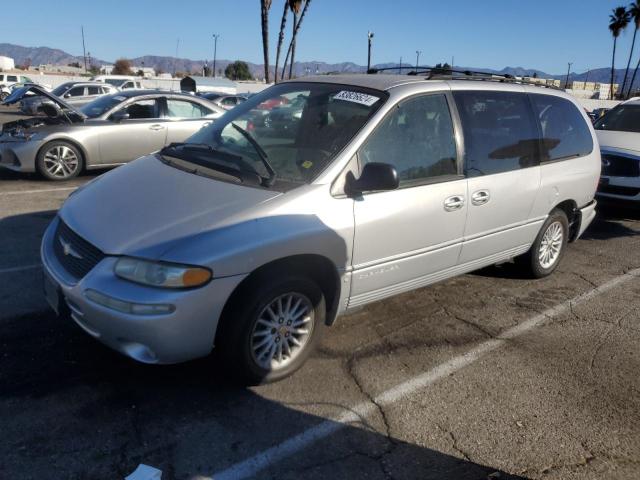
top-left (594, 104), bottom-right (640, 133)
top-left (178, 82), bottom-right (387, 189)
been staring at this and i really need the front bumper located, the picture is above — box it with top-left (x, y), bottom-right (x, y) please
top-left (0, 138), bottom-right (41, 172)
top-left (41, 217), bottom-right (247, 364)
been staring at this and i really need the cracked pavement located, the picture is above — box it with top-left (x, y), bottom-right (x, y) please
top-left (1, 107), bottom-right (640, 479)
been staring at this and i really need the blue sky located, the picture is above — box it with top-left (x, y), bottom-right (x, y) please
top-left (5, 0), bottom-right (637, 74)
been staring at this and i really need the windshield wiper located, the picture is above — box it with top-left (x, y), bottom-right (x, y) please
top-left (159, 143), bottom-right (262, 185)
top-left (231, 123), bottom-right (277, 187)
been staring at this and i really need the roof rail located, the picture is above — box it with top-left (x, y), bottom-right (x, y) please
top-left (366, 66), bottom-right (564, 90)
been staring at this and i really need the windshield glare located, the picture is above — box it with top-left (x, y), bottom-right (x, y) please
top-left (52, 84), bottom-right (70, 96)
top-left (80, 94), bottom-right (127, 118)
top-left (185, 82), bottom-right (386, 186)
top-left (595, 104), bottom-right (640, 133)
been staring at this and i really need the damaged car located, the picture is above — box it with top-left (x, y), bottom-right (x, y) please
top-left (0, 85), bottom-right (225, 180)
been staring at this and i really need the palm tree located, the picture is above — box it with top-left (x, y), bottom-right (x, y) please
top-left (260, 0), bottom-right (272, 83)
top-left (281, 0), bottom-right (311, 80)
top-left (609, 6), bottom-right (630, 99)
top-left (273, 0), bottom-right (290, 83)
top-left (621, 1), bottom-right (640, 97)
top-left (288, 0), bottom-right (303, 79)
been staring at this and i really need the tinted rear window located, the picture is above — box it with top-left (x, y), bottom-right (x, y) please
top-left (530, 94), bottom-right (593, 161)
top-left (453, 91), bottom-right (539, 176)
top-left (594, 104), bottom-right (640, 133)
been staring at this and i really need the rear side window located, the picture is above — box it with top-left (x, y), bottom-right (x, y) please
top-left (7, 75), bottom-right (18, 82)
top-left (530, 94), bottom-right (593, 161)
top-left (360, 93), bottom-right (458, 186)
top-left (453, 91), bottom-right (539, 176)
top-left (87, 86), bottom-right (101, 95)
top-left (166, 99), bottom-right (209, 118)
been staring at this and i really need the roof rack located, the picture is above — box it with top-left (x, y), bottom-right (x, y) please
top-left (366, 66), bottom-right (564, 90)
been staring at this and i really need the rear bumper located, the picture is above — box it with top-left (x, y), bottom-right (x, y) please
top-left (576, 200), bottom-right (597, 239)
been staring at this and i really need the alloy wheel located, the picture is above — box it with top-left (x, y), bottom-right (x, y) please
top-left (43, 145), bottom-right (79, 179)
top-left (250, 292), bottom-right (315, 371)
top-left (538, 221), bottom-right (564, 269)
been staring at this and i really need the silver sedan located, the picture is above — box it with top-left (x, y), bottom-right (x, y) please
top-left (0, 85), bottom-right (225, 180)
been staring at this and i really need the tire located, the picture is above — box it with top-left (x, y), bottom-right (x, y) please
top-left (36, 141), bottom-right (84, 181)
top-left (216, 274), bottom-right (326, 385)
top-left (517, 209), bottom-right (569, 278)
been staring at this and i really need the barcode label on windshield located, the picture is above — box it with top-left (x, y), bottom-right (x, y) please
top-left (332, 91), bottom-right (379, 106)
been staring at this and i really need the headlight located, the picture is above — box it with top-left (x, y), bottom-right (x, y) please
top-left (114, 257), bottom-right (212, 288)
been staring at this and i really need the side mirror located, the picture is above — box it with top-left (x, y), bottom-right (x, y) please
top-left (347, 162), bottom-right (399, 195)
top-left (111, 111), bottom-right (130, 122)
top-left (63, 93), bottom-right (72, 98)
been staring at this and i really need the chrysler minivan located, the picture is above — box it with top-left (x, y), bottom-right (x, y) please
top-left (41, 73), bottom-right (600, 383)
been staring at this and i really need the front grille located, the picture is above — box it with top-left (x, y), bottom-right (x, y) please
top-left (598, 184), bottom-right (640, 197)
top-left (53, 220), bottom-right (105, 280)
top-left (601, 154), bottom-right (640, 177)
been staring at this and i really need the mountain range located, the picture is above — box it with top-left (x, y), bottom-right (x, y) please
top-left (1, 43), bottom-right (637, 88)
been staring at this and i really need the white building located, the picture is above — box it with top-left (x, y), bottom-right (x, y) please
top-left (0, 55), bottom-right (15, 71)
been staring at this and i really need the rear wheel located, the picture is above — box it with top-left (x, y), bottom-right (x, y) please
top-left (36, 141), bottom-right (83, 181)
top-left (216, 275), bottom-right (326, 384)
top-left (517, 209), bottom-right (569, 278)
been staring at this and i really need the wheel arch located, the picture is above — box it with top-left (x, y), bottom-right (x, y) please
top-left (37, 137), bottom-right (89, 172)
top-left (216, 254), bottom-right (342, 343)
top-left (551, 199), bottom-right (580, 242)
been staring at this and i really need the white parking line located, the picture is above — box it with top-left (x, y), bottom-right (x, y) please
top-left (0, 187), bottom-right (77, 196)
top-left (0, 264), bottom-right (41, 275)
top-left (209, 267), bottom-right (640, 480)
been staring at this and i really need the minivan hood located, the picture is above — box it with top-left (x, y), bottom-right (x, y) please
top-left (2, 84), bottom-right (86, 122)
top-left (60, 155), bottom-right (282, 257)
top-left (596, 129), bottom-right (640, 154)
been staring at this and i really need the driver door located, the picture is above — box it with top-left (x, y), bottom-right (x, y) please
top-left (98, 98), bottom-right (167, 164)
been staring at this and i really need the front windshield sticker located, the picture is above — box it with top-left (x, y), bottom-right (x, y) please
top-left (332, 90), bottom-right (380, 106)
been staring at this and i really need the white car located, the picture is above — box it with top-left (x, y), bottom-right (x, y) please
top-left (594, 99), bottom-right (640, 205)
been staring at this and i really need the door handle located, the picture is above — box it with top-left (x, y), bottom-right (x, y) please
top-left (471, 189), bottom-right (491, 206)
top-left (149, 124), bottom-right (165, 131)
top-left (444, 195), bottom-right (465, 212)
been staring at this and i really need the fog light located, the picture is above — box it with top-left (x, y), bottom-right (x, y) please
top-left (84, 289), bottom-right (175, 315)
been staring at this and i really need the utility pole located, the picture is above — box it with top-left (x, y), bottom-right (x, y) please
top-left (212, 34), bottom-right (220, 78)
top-left (173, 38), bottom-right (180, 76)
top-left (367, 31), bottom-right (374, 72)
top-left (564, 62), bottom-right (573, 89)
top-left (399, 56), bottom-right (402, 74)
top-left (584, 68), bottom-right (590, 85)
top-left (415, 50), bottom-right (422, 71)
top-left (81, 26), bottom-right (87, 72)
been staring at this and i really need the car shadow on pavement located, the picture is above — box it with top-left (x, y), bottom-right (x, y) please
top-left (0, 308), bottom-right (530, 480)
top-left (580, 205), bottom-right (639, 241)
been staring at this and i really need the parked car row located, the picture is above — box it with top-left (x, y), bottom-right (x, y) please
top-left (1, 85), bottom-right (224, 179)
top-left (33, 74), bottom-right (604, 384)
top-left (19, 81), bottom-right (120, 115)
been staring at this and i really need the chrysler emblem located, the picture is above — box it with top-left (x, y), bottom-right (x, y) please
top-left (59, 237), bottom-right (83, 260)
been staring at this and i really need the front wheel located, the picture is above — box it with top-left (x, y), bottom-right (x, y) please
top-left (217, 275), bottom-right (326, 384)
top-left (36, 141), bottom-right (83, 181)
top-left (517, 209), bottom-right (569, 278)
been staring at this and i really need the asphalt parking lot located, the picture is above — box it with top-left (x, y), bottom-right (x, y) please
top-left (1, 106), bottom-right (640, 480)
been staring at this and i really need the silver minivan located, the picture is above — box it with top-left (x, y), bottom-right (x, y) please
top-left (41, 73), bottom-right (600, 383)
